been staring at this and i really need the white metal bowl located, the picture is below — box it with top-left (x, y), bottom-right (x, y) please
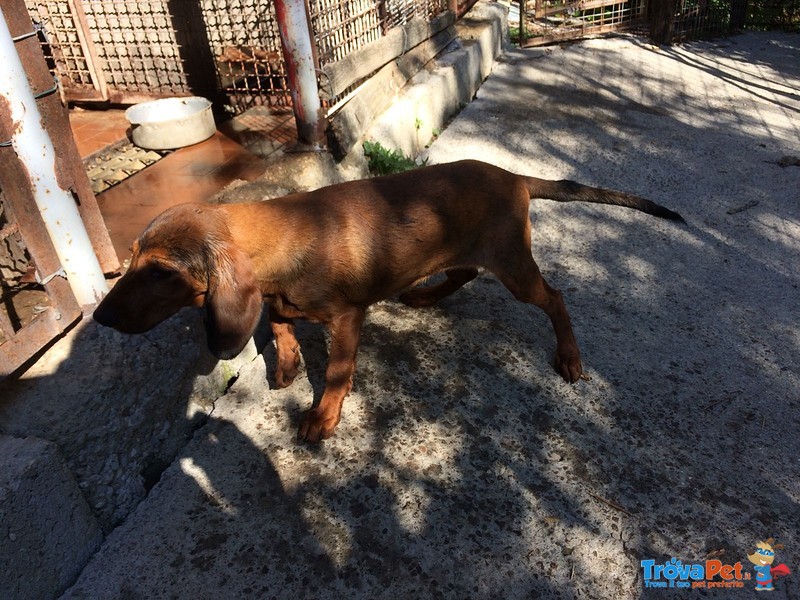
top-left (125, 97), bottom-right (215, 150)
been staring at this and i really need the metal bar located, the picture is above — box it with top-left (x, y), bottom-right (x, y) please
top-left (0, 302), bottom-right (16, 339)
top-left (537, 0), bottom-right (633, 17)
top-left (520, 0), bottom-right (529, 43)
top-left (274, 0), bottom-right (326, 147)
top-left (0, 7), bottom-right (108, 308)
top-left (520, 20), bottom-right (645, 46)
top-left (0, 222), bottom-right (20, 241)
top-left (0, 0), bottom-right (82, 377)
top-left (66, 0), bottom-right (109, 100)
top-left (12, 0), bottom-right (119, 276)
top-left (0, 306), bottom-right (73, 378)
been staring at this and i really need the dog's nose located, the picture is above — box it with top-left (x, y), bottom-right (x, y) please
top-left (92, 301), bottom-right (118, 327)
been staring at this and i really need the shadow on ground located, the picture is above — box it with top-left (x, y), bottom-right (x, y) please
top-left (3, 31), bottom-right (798, 600)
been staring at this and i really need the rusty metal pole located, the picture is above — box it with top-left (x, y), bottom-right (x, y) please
top-left (0, 7), bottom-right (108, 308)
top-left (448, 0), bottom-right (459, 17)
top-left (274, 0), bottom-right (326, 148)
top-left (519, 0), bottom-right (528, 46)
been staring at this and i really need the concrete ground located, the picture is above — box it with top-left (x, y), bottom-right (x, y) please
top-left (43, 31), bottom-right (800, 599)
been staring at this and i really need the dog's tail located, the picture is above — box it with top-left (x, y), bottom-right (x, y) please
top-left (525, 177), bottom-right (685, 222)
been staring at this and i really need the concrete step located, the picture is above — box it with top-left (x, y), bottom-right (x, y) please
top-left (0, 435), bottom-right (102, 599)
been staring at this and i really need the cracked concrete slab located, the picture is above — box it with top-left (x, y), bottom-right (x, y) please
top-left (25, 30), bottom-right (800, 600)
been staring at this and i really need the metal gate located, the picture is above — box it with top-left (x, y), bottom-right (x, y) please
top-left (25, 0), bottom-right (290, 112)
top-left (517, 0), bottom-right (647, 46)
top-left (25, 0), bottom-right (452, 114)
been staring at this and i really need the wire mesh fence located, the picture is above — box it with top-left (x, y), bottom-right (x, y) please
top-left (26, 0), bottom-right (449, 112)
top-left (518, 0), bottom-right (647, 46)
top-left (671, 0), bottom-right (733, 40)
top-left (85, 1), bottom-right (188, 94)
top-left (744, 0), bottom-right (800, 27)
top-left (24, 0), bottom-right (800, 110)
top-left (309, 0), bottom-right (448, 105)
top-left (200, 0), bottom-right (289, 112)
top-left (24, 0), bottom-right (104, 100)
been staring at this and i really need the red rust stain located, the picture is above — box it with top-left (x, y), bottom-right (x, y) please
top-left (0, 96), bottom-right (18, 140)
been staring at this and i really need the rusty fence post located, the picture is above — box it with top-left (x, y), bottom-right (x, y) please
top-left (274, 0), bottom-right (326, 148)
top-left (648, 0), bottom-right (678, 43)
top-left (519, 0), bottom-right (528, 45)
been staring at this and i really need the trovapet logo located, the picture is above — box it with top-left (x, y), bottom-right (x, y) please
top-left (641, 539), bottom-right (792, 592)
top-left (640, 558), bottom-right (749, 590)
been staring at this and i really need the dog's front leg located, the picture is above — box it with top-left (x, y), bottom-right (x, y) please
top-left (298, 307), bottom-right (366, 442)
top-left (269, 309), bottom-right (302, 388)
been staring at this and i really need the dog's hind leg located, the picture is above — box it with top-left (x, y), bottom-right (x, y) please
top-left (269, 309), bottom-right (302, 388)
top-left (491, 250), bottom-right (583, 383)
top-left (399, 267), bottom-right (479, 308)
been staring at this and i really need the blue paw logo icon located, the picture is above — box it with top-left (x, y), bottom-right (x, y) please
top-left (747, 538), bottom-right (791, 591)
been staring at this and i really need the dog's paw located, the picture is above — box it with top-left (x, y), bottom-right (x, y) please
top-left (275, 366), bottom-right (299, 389)
top-left (298, 408), bottom-right (340, 443)
top-left (275, 371), bottom-right (296, 388)
top-left (554, 349), bottom-right (583, 383)
top-left (275, 353), bottom-right (301, 388)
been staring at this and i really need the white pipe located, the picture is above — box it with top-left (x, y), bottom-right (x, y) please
top-left (0, 8), bottom-right (107, 308)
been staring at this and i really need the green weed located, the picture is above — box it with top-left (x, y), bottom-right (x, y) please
top-left (363, 140), bottom-right (426, 176)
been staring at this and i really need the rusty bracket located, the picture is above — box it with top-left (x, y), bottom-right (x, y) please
top-left (35, 267), bottom-right (67, 286)
top-left (32, 75), bottom-right (60, 99)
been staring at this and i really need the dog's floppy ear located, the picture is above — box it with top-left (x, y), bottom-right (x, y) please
top-left (204, 242), bottom-right (263, 360)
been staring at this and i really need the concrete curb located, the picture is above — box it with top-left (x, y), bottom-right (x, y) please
top-left (0, 313), bottom-right (266, 600)
top-left (0, 435), bottom-right (102, 599)
top-left (366, 0), bottom-right (508, 159)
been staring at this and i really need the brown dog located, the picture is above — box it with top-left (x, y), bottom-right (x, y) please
top-left (94, 160), bottom-right (682, 442)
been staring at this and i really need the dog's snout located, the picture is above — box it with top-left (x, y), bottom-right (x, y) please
top-left (93, 300), bottom-right (118, 328)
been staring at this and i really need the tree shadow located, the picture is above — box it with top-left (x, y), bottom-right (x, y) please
top-left (3, 30), bottom-right (799, 600)
top-left (414, 30), bottom-right (800, 597)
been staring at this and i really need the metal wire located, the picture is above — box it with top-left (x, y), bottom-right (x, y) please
top-left (11, 21), bottom-right (45, 42)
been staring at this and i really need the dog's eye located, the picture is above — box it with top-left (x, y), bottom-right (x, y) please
top-left (149, 266), bottom-right (174, 280)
